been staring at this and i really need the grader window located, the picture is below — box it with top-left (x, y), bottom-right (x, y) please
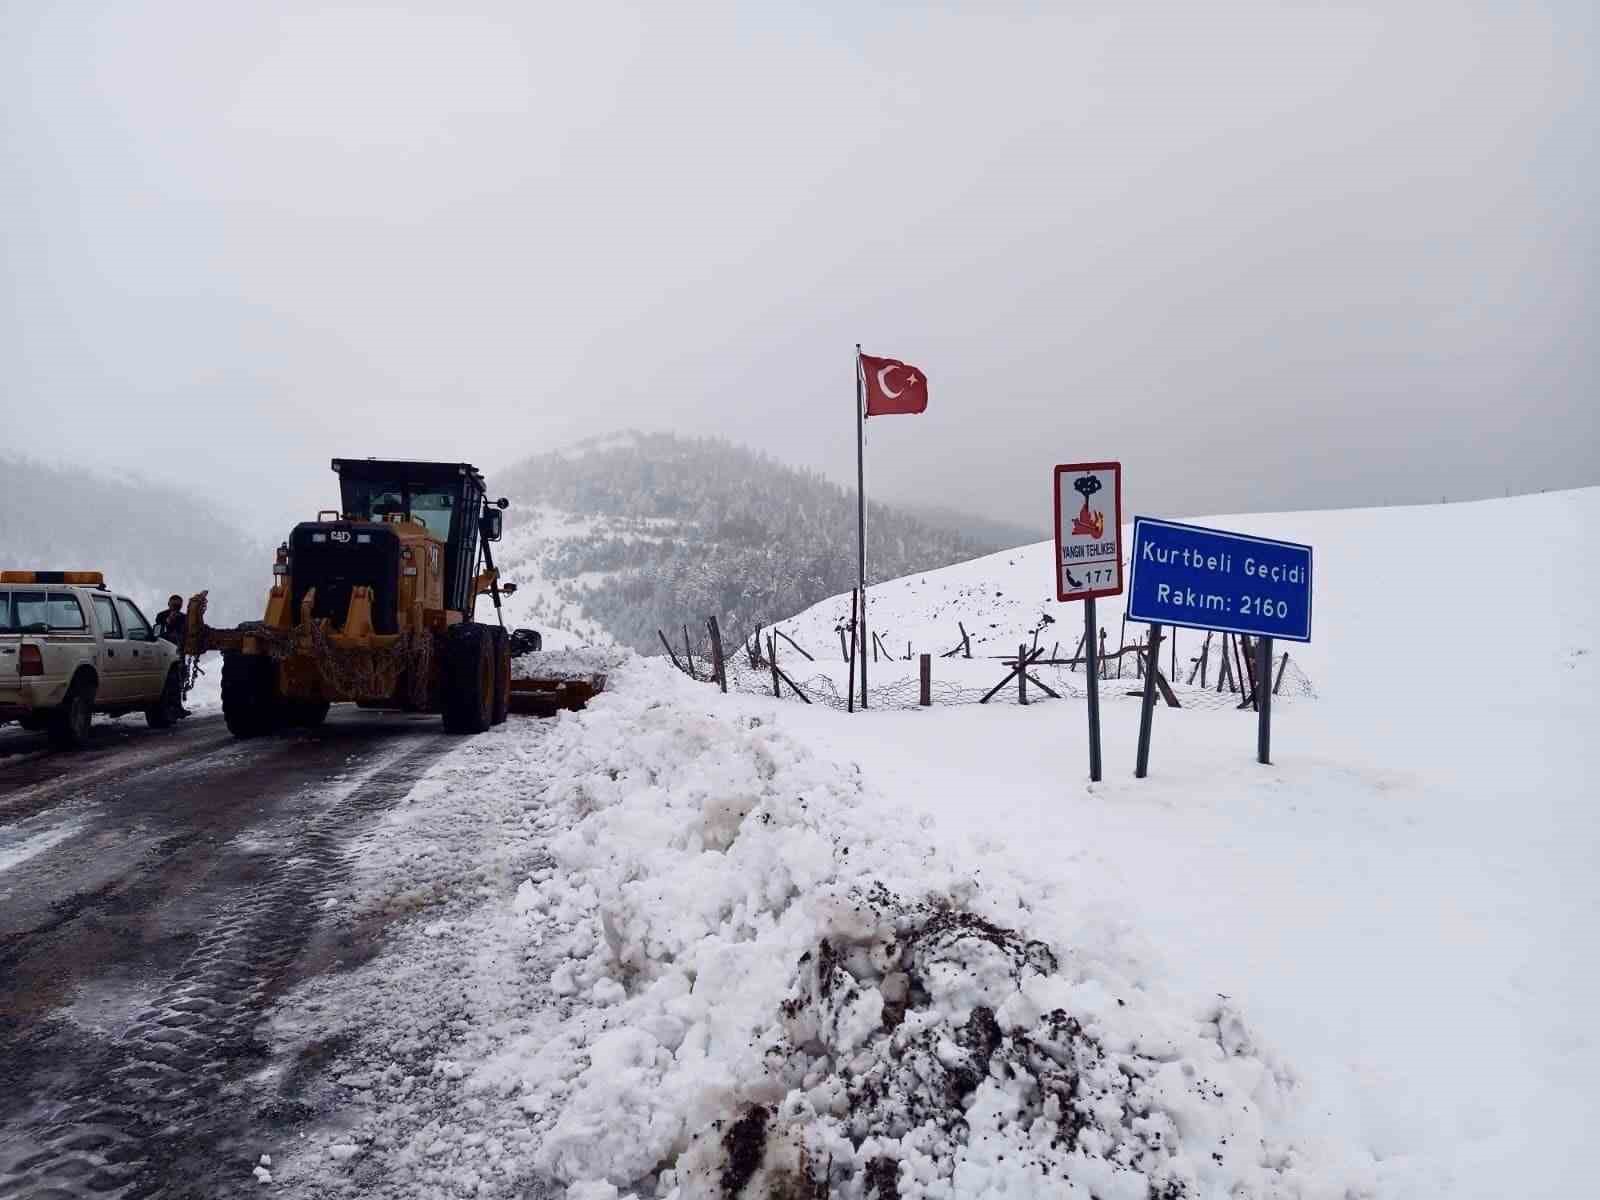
top-left (340, 478), bottom-right (458, 538)
top-left (408, 490), bottom-right (457, 538)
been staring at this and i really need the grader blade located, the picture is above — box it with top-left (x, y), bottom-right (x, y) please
top-left (507, 674), bottom-right (606, 718)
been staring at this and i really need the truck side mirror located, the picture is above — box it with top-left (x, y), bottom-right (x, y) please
top-left (480, 509), bottom-right (503, 542)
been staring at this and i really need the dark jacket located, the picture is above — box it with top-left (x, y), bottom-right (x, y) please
top-left (155, 609), bottom-right (187, 648)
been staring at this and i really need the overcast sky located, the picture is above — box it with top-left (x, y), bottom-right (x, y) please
top-left (3, 1), bottom-right (1595, 536)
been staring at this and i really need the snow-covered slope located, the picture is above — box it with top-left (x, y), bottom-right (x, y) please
top-left (490, 506), bottom-right (625, 649)
top-left (772, 488), bottom-right (1599, 698)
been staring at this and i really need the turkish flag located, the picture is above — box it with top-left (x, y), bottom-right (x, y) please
top-left (861, 354), bottom-right (928, 417)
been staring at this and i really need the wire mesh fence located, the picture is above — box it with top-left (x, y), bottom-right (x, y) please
top-left (684, 620), bottom-right (1318, 715)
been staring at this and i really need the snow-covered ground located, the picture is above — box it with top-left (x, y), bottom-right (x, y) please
top-left (261, 489), bottom-right (1596, 1199)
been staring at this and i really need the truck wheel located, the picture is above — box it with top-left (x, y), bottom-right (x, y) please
top-left (222, 651), bottom-right (280, 739)
top-left (286, 701), bottom-right (331, 728)
top-left (47, 675), bottom-right (96, 750)
top-left (490, 627), bottom-right (510, 725)
top-left (145, 666), bottom-right (185, 729)
top-left (442, 623), bottom-right (493, 734)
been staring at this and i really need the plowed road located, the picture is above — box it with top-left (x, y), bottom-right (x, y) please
top-left (0, 711), bottom-right (455, 1200)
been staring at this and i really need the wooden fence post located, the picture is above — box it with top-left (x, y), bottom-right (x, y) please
top-left (658, 629), bottom-right (686, 673)
top-left (775, 629), bottom-right (814, 661)
top-left (958, 621), bottom-right (972, 658)
top-left (1018, 643), bottom-right (1028, 705)
top-left (683, 624), bottom-right (695, 677)
top-left (1273, 651), bottom-right (1289, 695)
top-left (707, 615), bottom-right (726, 694)
top-left (919, 653), bottom-right (931, 706)
top-left (768, 634), bottom-right (780, 698)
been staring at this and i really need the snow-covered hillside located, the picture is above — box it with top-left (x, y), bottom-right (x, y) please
top-left (257, 488), bottom-right (1596, 1199)
top-left (485, 432), bottom-right (1026, 654)
top-left (771, 489), bottom-right (1598, 698)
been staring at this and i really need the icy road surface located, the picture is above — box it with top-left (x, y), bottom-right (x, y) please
top-left (0, 709), bottom-right (454, 1199)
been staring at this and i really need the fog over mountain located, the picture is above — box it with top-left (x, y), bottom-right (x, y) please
top-left (0, 457), bottom-right (271, 624)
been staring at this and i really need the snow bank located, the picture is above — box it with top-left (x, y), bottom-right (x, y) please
top-left (272, 656), bottom-right (1365, 1197)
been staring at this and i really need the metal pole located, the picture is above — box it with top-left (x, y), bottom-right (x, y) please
top-left (1084, 596), bottom-right (1101, 782)
top-left (855, 344), bottom-right (868, 709)
top-left (1134, 623), bottom-right (1162, 778)
top-left (846, 587), bottom-right (857, 714)
top-left (1257, 636), bottom-right (1273, 764)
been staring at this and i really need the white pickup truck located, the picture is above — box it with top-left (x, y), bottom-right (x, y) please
top-left (0, 572), bottom-right (185, 748)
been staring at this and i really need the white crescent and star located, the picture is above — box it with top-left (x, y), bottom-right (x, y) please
top-left (875, 364), bottom-right (920, 398)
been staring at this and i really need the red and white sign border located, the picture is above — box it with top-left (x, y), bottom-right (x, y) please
top-left (1052, 461), bottom-right (1124, 603)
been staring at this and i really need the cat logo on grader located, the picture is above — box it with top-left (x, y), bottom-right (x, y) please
top-left (184, 458), bottom-right (601, 738)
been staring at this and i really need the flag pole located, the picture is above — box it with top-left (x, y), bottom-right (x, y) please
top-left (855, 343), bottom-right (868, 710)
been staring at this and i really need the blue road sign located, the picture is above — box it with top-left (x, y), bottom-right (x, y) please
top-left (1127, 517), bottom-right (1313, 642)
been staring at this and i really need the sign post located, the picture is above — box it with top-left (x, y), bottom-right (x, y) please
top-left (1134, 624), bottom-right (1162, 778)
top-left (1084, 596), bottom-right (1101, 781)
top-left (1126, 517), bottom-right (1312, 774)
top-left (1053, 462), bottom-right (1123, 782)
top-left (1257, 636), bottom-right (1272, 763)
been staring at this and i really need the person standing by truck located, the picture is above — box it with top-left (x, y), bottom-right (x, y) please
top-left (153, 595), bottom-right (191, 716)
top-left (153, 595), bottom-right (186, 648)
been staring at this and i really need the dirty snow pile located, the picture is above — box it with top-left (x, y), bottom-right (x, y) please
top-left (509, 644), bottom-right (627, 682)
top-left (271, 655), bottom-right (1363, 1198)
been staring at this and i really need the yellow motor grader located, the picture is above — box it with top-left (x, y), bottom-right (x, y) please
top-left (186, 458), bottom-right (599, 738)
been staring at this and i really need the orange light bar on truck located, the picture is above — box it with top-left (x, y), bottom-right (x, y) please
top-left (0, 570), bottom-right (105, 585)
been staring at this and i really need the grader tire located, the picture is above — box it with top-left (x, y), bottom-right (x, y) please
top-left (442, 623), bottom-right (494, 734)
top-left (222, 651), bottom-right (280, 739)
top-left (285, 700), bottom-right (331, 728)
top-left (490, 627), bottom-right (510, 726)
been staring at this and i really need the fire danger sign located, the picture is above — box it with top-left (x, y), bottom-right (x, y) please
top-left (1053, 462), bottom-right (1123, 602)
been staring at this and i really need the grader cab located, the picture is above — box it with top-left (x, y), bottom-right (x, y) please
top-left (186, 458), bottom-right (601, 738)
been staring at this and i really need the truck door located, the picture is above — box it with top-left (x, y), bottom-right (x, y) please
top-left (91, 593), bottom-right (134, 702)
top-left (115, 597), bottom-right (165, 700)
